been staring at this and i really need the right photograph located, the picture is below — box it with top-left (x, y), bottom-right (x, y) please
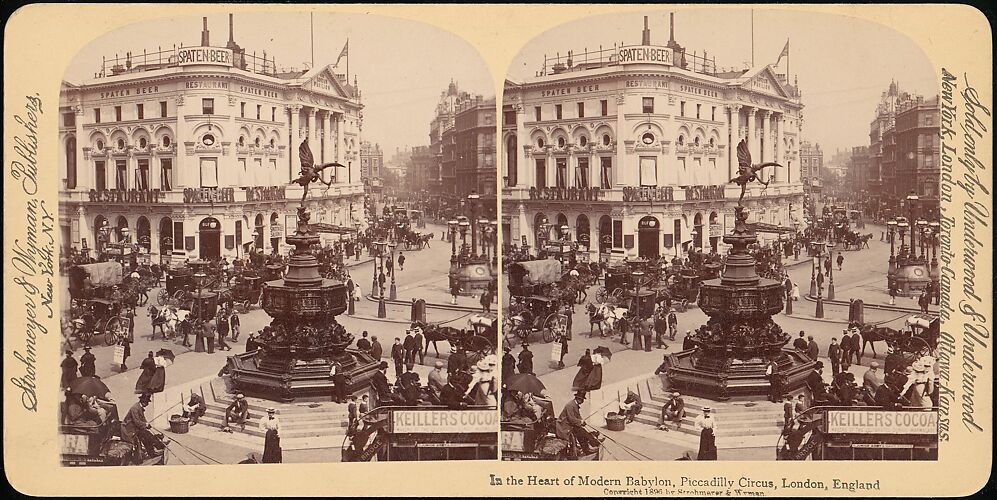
top-left (500, 9), bottom-right (941, 461)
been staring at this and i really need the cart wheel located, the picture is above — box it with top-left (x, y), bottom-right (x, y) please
top-left (906, 336), bottom-right (931, 358)
top-left (103, 317), bottom-right (123, 346)
top-left (543, 314), bottom-right (567, 343)
top-left (157, 289), bottom-right (169, 306)
top-left (467, 335), bottom-right (494, 360)
top-left (595, 287), bottom-right (608, 303)
top-left (610, 288), bottom-right (625, 301)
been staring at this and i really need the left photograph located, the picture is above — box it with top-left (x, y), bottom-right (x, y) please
top-left (56, 11), bottom-right (498, 465)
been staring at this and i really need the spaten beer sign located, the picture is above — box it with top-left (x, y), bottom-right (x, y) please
top-left (617, 45), bottom-right (674, 66)
top-left (177, 46), bottom-right (233, 67)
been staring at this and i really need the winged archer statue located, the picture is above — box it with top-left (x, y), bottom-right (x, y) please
top-left (729, 139), bottom-right (782, 204)
top-left (291, 137), bottom-right (346, 204)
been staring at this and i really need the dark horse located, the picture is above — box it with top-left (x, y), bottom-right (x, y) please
top-left (858, 324), bottom-right (898, 359)
top-left (417, 321), bottom-right (472, 357)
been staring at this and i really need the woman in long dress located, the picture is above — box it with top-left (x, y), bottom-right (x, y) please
top-left (583, 353), bottom-right (604, 391)
top-left (260, 408), bottom-right (282, 463)
top-left (571, 350), bottom-right (593, 392)
top-left (697, 421), bottom-right (718, 460)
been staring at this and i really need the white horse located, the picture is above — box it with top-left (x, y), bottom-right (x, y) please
top-left (586, 303), bottom-right (628, 337)
top-left (154, 306), bottom-right (191, 339)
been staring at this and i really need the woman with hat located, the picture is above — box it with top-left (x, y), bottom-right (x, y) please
top-left (466, 355), bottom-right (498, 406)
top-left (694, 407), bottom-right (718, 460)
top-left (907, 360), bottom-right (934, 408)
top-left (259, 407), bottom-right (282, 463)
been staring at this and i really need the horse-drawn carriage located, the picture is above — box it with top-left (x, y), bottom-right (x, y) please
top-left (61, 389), bottom-right (168, 466)
top-left (158, 267), bottom-right (193, 306)
top-left (855, 313), bottom-right (939, 363)
top-left (416, 319), bottom-right (495, 363)
top-left (227, 274), bottom-right (264, 312)
top-left (506, 260), bottom-right (569, 345)
top-left (68, 262), bottom-right (131, 346)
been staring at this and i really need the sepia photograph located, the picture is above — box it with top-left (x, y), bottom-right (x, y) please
top-left (55, 10), bottom-right (498, 465)
top-left (500, 8), bottom-right (941, 462)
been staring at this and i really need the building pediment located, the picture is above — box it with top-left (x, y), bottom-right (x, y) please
top-left (735, 65), bottom-right (791, 99)
top-left (297, 64), bottom-right (353, 100)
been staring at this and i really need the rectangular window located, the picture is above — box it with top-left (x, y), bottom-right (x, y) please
top-left (160, 101), bottom-right (168, 118)
top-left (63, 112), bottom-right (75, 127)
top-left (257, 105), bottom-right (262, 120)
top-left (642, 97), bottom-right (654, 114)
top-left (238, 158), bottom-right (247, 175)
top-left (535, 159), bottom-right (547, 189)
top-left (173, 221), bottom-right (184, 250)
top-left (599, 157), bottom-right (613, 188)
top-left (94, 108), bottom-right (101, 123)
top-left (115, 160), bottom-right (127, 189)
top-left (255, 158), bottom-right (264, 182)
top-left (272, 107), bottom-right (277, 121)
top-left (711, 106), bottom-right (716, 121)
top-left (160, 158), bottom-right (173, 191)
top-left (199, 157), bottom-right (218, 187)
top-left (114, 106), bottom-right (122, 122)
top-left (240, 102), bottom-right (246, 118)
top-left (612, 220), bottom-right (623, 248)
top-left (601, 99), bottom-right (608, 116)
top-left (924, 154), bottom-right (933, 167)
top-left (136, 158), bottom-right (149, 190)
top-left (555, 104), bottom-right (562, 120)
top-left (202, 98), bottom-right (214, 115)
top-left (709, 158), bottom-right (717, 174)
top-left (555, 158), bottom-right (567, 188)
top-left (135, 103), bottom-right (144, 120)
top-left (639, 156), bottom-right (657, 186)
top-left (95, 160), bottom-right (106, 191)
top-left (534, 106), bottom-right (542, 121)
top-left (577, 102), bottom-right (585, 118)
top-left (696, 103), bottom-right (701, 119)
top-left (680, 101), bottom-right (685, 117)
top-left (575, 157), bottom-right (589, 188)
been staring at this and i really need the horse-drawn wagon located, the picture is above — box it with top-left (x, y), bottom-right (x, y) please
top-left (67, 262), bottom-right (130, 346)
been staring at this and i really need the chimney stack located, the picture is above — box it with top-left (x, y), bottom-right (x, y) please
top-left (228, 14), bottom-right (234, 44)
top-left (641, 16), bottom-right (651, 45)
top-left (201, 17), bottom-right (210, 46)
top-left (669, 12), bottom-right (676, 43)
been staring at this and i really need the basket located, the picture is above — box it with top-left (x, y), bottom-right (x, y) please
top-left (605, 412), bottom-right (626, 431)
top-left (168, 414), bottom-right (190, 434)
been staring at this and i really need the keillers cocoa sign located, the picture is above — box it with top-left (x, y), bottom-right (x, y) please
top-left (529, 187), bottom-right (602, 201)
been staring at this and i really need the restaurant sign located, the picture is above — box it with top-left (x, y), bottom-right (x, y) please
top-left (623, 186), bottom-right (673, 202)
top-left (826, 410), bottom-right (938, 435)
top-left (684, 185), bottom-right (726, 201)
top-left (391, 409), bottom-right (497, 434)
top-left (529, 186), bottom-right (602, 201)
top-left (89, 189), bottom-right (164, 203)
top-left (184, 187), bottom-right (235, 204)
top-left (177, 46), bottom-right (233, 67)
top-left (244, 186), bottom-right (286, 202)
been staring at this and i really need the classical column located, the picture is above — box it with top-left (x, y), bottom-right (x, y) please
top-left (73, 106), bottom-right (86, 190)
top-left (729, 104), bottom-right (741, 179)
top-left (323, 112), bottom-right (333, 164)
top-left (614, 93), bottom-right (626, 187)
top-left (174, 95), bottom-right (187, 187)
top-left (746, 107), bottom-right (757, 164)
top-left (307, 108), bottom-right (317, 145)
top-left (514, 104), bottom-right (529, 187)
top-left (775, 114), bottom-right (785, 183)
top-left (289, 105), bottom-right (301, 181)
top-left (760, 110), bottom-right (770, 165)
top-left (77, 206), bottom-right (88, 250)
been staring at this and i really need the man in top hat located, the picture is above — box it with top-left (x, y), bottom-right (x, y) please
top-left (78, 346), bottom-right (97, 378)
top-left (501, 344), bottom-right (516, 381)
top-left (224, 393), bottom-right (250, 432)
top-left (122, 392), bottom-right (167, 462)
top-left (555, 391), bottom-right (594, 455)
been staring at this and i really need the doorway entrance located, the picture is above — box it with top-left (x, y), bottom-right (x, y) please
top-left (198, 217), bottom-right (222, 260)
top-left (637, 216), bottom-right (661, 259)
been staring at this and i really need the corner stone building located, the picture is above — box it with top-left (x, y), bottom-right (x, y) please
top-left (502, 15), bottom-right (806, 261)
top-left (58, 16), bottom-right (364, 262)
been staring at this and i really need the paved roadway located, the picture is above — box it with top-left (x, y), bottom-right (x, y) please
top-left (503, 222), bottom-right (922, 460)
top-left (60, 222), bottom-right (486, 464)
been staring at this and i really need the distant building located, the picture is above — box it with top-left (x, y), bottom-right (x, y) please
top-left (799, 141), bottom-right (822, 190)
top-left (455, 94), bottom-right (497, 198)
top-left (360, 141), bottom-right (383, 184)
top-left (408, 146), bottom-right (433, 193)
top-left (430, 81), bottom-right (462, 196)
top-left (848, 146), bottom-right (871, 196)
top-left (890, 94), bottom-right (940, 217)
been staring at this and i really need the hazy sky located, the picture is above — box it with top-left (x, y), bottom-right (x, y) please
top-left (62, 11), bottom-right (494, 155)
top-left (507, 8), bottom-right (937, 154)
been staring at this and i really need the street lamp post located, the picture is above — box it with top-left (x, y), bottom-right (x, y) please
top-left (812, 241), bottom-right (825, 319)
top-left (468, 192), bottom-right (480, 258)
top-left (631, 270), bottom-right (645, 325)
top-left (448, 219), bottom-right (459, 260)
top-left (458, 220), bottom-right (470, 264)
top-left (826, 242), bottom-right (836, 300)
top-left (907, 192), bottom-right (919, 255)
top-left (375, 240), bottom-right (387, 318)
top-left (480, 218), bottom-right (492, 259)
top-left (809, 243), bottom-right (818, 297)
top-left (388, 242), bottom-right (397, 301)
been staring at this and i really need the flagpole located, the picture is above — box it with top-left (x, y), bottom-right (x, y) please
top-left (346, 39), bottom-right (349, 82)
top-left (310, 12), bottom-right (314, 68)
top-left (751, 9), bottom-right (754, 67)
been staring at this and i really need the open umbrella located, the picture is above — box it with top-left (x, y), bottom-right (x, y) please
top-left (156, 348), bottom-right (177, 363)
top-left (593, 346), bottom-right (613, 362)
top-left (68, 376), bottom-right (110, 398)
top-left (503, 373), bottom-right (546, 396)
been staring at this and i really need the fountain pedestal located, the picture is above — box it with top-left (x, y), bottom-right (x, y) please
top-left (666, 206), bottom-right (817, 400)
top-left (226, 207), bottom-right (379, 402)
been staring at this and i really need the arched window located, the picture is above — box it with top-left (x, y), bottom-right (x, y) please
top-left (579, 136), bottom-right (587, 147)
top-left (678, 135), bottom-right (685, 145)
top-left (66, 137), bottom-right (77, 189)
top-left (602, 134), bottom-right (611, 146)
